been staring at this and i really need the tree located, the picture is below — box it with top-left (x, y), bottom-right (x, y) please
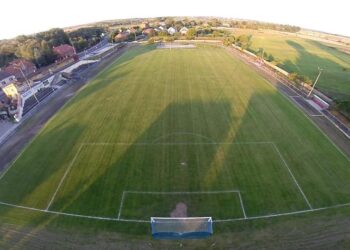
top-left (164, 18), bottom-right (175, 28)
top-left (236, 34), bottom-right (252, 50)
top-left (186, 28), bottom-right (197, 40)
top-left (223, 36), bottom-right (235, 46)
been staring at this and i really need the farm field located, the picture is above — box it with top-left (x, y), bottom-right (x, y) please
top-left (234, 29), bottom-right (350, 100)
top-left (0, 44), bottom-right (349, 239)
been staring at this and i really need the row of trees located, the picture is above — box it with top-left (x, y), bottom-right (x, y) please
top-left (0, 27), bottom-right (105, 68)
top-left (69, 27), bottom-right (105, 52)
top-left (230, 21), bottom-right (301, 32)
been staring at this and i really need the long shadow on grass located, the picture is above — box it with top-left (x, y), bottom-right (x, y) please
top-left (306, 40), bottom-right (350, 66)
top-left (279, 40), bottom-right (350, 99)
top-left (42, 100), bottom-right (234, 234)
top-left (0, 123), bottom-right (86, 245)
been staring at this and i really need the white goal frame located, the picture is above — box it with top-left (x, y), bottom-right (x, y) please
top-left (151, 216), bottom-right (213, 239)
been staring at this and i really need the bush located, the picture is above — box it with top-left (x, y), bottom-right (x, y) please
top-left (148, 38), bottom-right (155, 44)
top-left (164, 36), bottom-right (175, 42)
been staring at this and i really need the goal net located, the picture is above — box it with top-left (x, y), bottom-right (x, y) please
top-left (150, 217), bottom-right (213, 239)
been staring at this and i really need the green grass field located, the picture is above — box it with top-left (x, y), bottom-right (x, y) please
top-left (0, 45), bottom-right (349, 236)
top-left (234, 29), bottom-right (350, 99)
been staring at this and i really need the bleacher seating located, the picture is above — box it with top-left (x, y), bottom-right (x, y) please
top-left (23, 87), bottom-right (55, 116)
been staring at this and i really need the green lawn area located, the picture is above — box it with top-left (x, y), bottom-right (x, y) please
top-left (0, 45), bottom-right (349, 236)
top-left (234, 30), bottom-right (350, 99)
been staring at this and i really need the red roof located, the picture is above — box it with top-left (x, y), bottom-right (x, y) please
top-left (115, 32), bottom-right (129, 41)
top-left (53, 44), bottom-right (76, 58)
top-left (4, 59), bottom-right (36, 79)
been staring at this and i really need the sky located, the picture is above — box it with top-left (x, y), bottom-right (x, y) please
top-left (0, 0), bottom-right (349, 39)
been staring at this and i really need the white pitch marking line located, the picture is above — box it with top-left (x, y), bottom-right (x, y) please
top-left (0, 200), bottom-right (119, 222)
top-left (0, 145), bottom-right (27, 181)
top-left (237, 192), bottom-right (247, 219)
top-left (117, 191), bottom-right (126, 219)
top-left (1, 199), bottom-right (350, 224)
top-left (124, 190), bottom-right (240, 195)
top-left (45, 144), bottom-right (84, 211)
top-left (83, 141), bottom-right (275, 146)
top-left (272, 143), bottom-right (313, 209)
top-left (261, 78), bottom-right (350, 163)
top-left (214, 201), bottom-right (350, 222)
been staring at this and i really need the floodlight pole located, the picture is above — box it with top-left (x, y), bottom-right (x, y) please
top-left (307, 67), bottom-right (323, 98)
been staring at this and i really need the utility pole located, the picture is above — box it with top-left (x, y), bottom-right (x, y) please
top-left (17, 62), bottom-right (39, 104)
top-left (307, 67), bottom-right (323, 98)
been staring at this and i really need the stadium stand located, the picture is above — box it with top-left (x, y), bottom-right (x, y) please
top-left (23, 87), bottom-right (55, 116)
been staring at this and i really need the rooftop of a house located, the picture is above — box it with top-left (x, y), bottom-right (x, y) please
top-left (53, 44), bottom-right (75, 56)
top-left (0, 71), bottom-right (13, 80)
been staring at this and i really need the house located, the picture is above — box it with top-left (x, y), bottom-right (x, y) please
top-left (159, 26), bottom-right (166, 31)
top-left (180, 27), bottom-right (189, 35)
top-left (114, 32), bottom-right (129, 42)
top-left (0, 71), bottom-right (16, 88)
top-left (141, 21), bottom-right (149, 29)
top-left (4, 59), bottom-right (37, 79)
top-left (167, 27), bottom-right (177, 35)
top-left (0, 71), bottom-right (18, 98)
top-left (53, 44), bottom-right (76, 60)
top-left (142, 28), bottom-right (155, 36)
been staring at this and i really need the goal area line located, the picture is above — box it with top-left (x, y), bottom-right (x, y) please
top-left (117, 190), bottom-right (247, 221)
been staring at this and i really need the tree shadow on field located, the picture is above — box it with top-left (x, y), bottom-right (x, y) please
top-left (0, 123), bottom-right (86, 245)
top-left (1, 90), bottom-right (350, 247)
top-left (280, 40), bottom-right (350, 99)
top-left (38, 100), bottom-right (235, 234)
top-left (306, 39), bottom-right (350, 66)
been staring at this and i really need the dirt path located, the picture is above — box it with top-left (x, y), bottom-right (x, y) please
top-left (0, 44), bottom-right (136, 173)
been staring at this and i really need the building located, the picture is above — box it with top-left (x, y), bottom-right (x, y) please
top-left (0, 71), bottom-right (16, 87)
top-left (142, 28), bottom-right (155, 36)
top-left (180, 27), bottom-right (189, 35)
top-left (0, 71), bottom-right (18, 99)
top-left (53, 44), bottom-right (76, 60)
top-left (4, 59), bottom-right (37, 80)
top-left (167, 27), bottom-right (177, 35)
top-left (114, 32), bottom-right (129, 42)
top-left (141, 21), bottom-right (150, 29)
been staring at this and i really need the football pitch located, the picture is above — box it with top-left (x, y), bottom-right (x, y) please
top-left (236, 30), bottom-right (350, 99)
top-left (0, 44), bottom-right (349, 234)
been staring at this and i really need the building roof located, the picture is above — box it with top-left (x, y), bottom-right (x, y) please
top-left (53, 44), bottom-right (75, 57)
top-left (8, 59), bottom-right (35, 68)
top-left (115, 32), bottom-right (129, 40)
top-left (143, 28), bottom-right (154, 35)
top-left (0, 71), bottom-right (12, 80)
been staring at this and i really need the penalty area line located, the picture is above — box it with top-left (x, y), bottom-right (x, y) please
top-left (272, 143), bottom-right (313, 209)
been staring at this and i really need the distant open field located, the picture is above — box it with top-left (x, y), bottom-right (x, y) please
top-left (0, 45), bottom-right (349, 244)
top-left (233, 29), bottom-right (350, 100)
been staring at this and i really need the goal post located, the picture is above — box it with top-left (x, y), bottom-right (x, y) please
top-left (150, 217), bottom-right (213, 239)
